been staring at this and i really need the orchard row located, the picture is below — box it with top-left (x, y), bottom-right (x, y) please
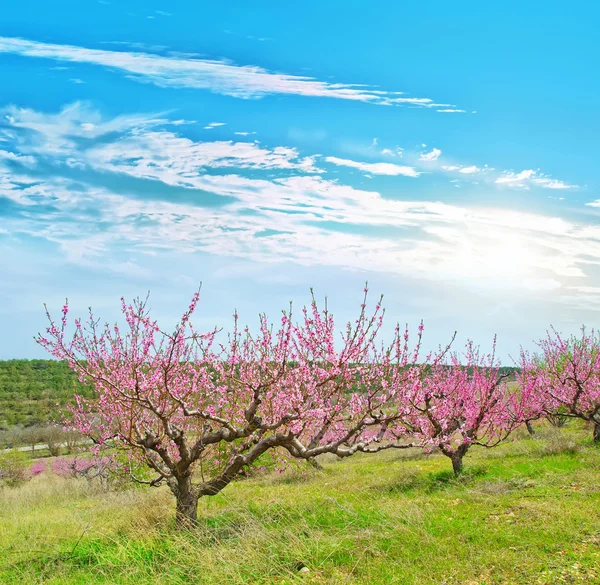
top-left (37, 288), bottom-right (600, 527)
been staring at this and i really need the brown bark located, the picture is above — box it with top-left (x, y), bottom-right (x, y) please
top-left (441, 443), bottom-right (470, 477)
top-left (593, 420), bottom-right (600, 443)
top-left (173, 476), bottom-right (200, 529)
top-left (450, 452), bottom-right (464, 476)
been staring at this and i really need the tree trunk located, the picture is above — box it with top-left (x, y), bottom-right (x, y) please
top-left (174, 476), bottom-right (200, 529)
top-left (593, 420), bottom-right (600, 443)
top-left (440, 444), bottom-right (470, 477)
top-left (450, 452), bottom-right (464, 476)
top-left (525, 421), bottom-right (535, 436)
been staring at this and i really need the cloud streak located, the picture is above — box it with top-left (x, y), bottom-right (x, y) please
top-left (325, 156), bottom-right (420, 177)
top-left (495, 169), bottom-right (577, 190)
top-left (0, 36), bottom-right (457, 108)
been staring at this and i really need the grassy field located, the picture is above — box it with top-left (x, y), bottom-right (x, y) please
top-left (1, 424), bottom-right (599, 585)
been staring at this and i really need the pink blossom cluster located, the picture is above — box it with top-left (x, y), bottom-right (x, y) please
top-left (47, 455), bottom-right (116, 487)
top-left (519, 327), bottom-right (600, 441)
top-left (29, 459), bottom-right (47, 476)
top-left (50, 456), bottom-right (112, 478)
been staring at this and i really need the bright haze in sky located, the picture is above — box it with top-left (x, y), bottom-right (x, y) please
top-left (0, 1), bottom-right (599, 360)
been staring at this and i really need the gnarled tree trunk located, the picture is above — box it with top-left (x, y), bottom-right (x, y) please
top-left (172, 475), bottom-right (200, 529)
top-left (593, 420), bottom-right (600, 443)
top-left (450, 452), bottom-right (464, 476)
top-left (440, 444), bottom-right (470, 477)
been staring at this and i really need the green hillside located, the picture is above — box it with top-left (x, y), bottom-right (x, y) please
top-left (0, 360), bottom-right (90, 429)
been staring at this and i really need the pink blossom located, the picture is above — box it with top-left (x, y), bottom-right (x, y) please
top-left (520, 327), bottom-right (600, 442)
top-left (29, 460), bottom-right (47, 476)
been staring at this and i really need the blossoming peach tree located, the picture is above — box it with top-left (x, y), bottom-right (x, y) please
top-left (520, 327), bottom-right (600, 442)
top-left (37, 288), bottom-right (424, 527)
top-left (402, 338), bottom-right (529, 476)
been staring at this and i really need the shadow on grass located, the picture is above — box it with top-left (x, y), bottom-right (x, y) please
top-left (372, 464), bottom-right (490, 495)
top-left (269, 468), bottom-right (323, 486)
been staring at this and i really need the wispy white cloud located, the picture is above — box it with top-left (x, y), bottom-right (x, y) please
top-left (457, 165), bottom-right (481, 174)
top-left (2, 103), bottom-right (321, 176)
top-left (0, 149), bottom-right (36, 167)
top-left (86, 130), bottom-right (322, 176)
top-left (170, 119), bottom-right (196, 126)
top-left (3, 103), bottom-right (578, 197)
top-left (535, 179), bottom-right (573, 190)
top-left (495, 169), bottom-right (578, 190)
top-left (495, 169), bottom-right (536, 186)
top-left (439, 162), bottom-right (575, 190)
top-left (324, 156), bottom-right (420, 177)
top-left (2, 107), bottom-right (599, 312)
top-left (2, 102), bottom-right (161, 156)
top-left (419, 147), bottom-right (442, 162)
top-left (0, 36), bottom-right (458, 108)
top-left (4, 161), bottom-right (600, 302)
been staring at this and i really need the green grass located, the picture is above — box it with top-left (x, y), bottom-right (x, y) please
top-left (1, 424), bottom-right (599, 584)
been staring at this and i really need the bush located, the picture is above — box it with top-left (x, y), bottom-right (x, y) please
top-left (0, 450), bottom-right (30, 487)
top-left (50, 455), bottom-right (127, 489)
top-left (540, 427), bottom-right (580, 456)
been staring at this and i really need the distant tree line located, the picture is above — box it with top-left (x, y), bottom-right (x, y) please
top-left (0, 359), bottom-right (92, 430)
top-left (0, 359), bottom-right (522, 432)
top-left (0, 424), bottom-right (84, 454)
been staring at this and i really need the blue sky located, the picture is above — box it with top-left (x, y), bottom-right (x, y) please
top-left (1, 0), bottom-right (599, 360)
